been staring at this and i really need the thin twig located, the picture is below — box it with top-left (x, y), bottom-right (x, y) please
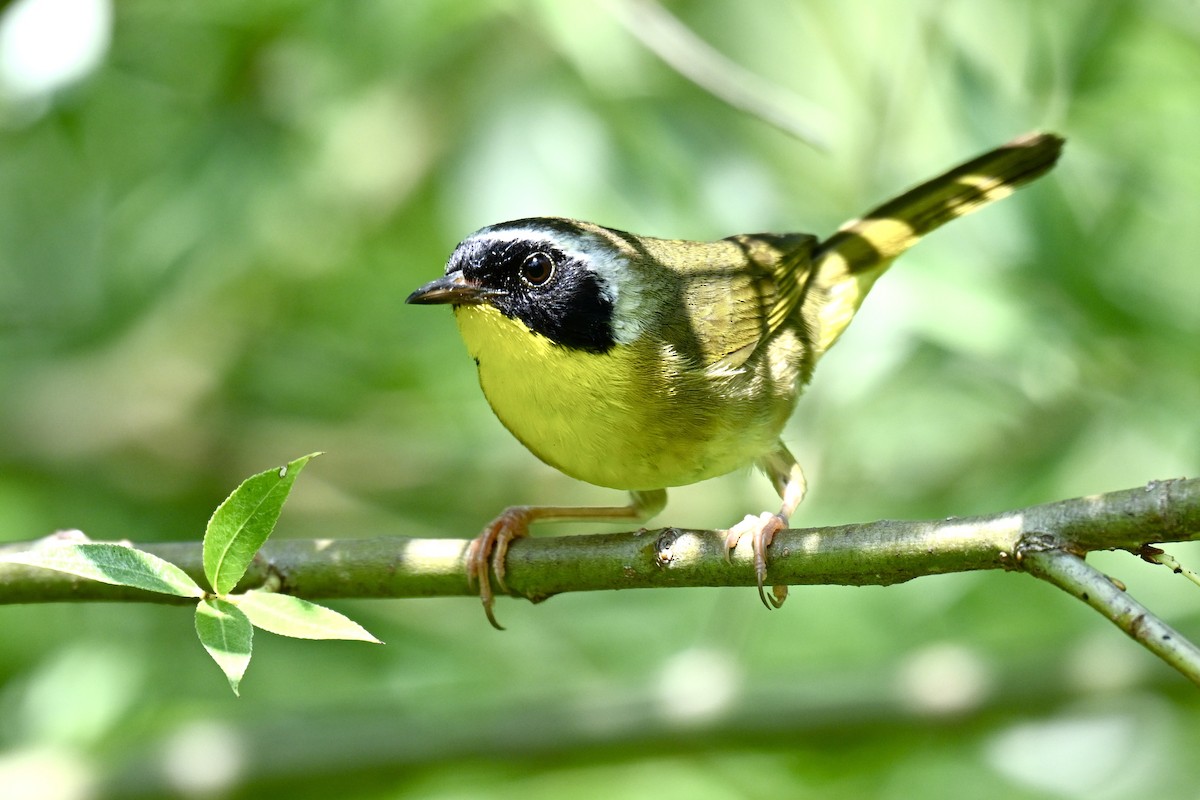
top-left (607, 0), bottom-right (830, 150)
top-left (1021, 547), bottom-right (1200, 687)
top-left (1140, 546), bottom-right (1200, 590)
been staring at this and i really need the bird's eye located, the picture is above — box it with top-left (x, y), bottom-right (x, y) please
top-left (520, 251), bottom-right (555, 286)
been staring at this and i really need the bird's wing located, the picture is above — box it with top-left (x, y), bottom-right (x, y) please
top-left (683, 232), bottom-right (817, 372)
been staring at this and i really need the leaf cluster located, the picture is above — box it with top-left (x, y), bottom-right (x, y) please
top-left (0, 454), bottom-right (379, 694)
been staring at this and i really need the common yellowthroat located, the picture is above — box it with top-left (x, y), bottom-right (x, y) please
top-left (408, 132), bottom-right (1063, 628)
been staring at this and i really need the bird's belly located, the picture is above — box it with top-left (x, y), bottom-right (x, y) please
top-left (457, 306), bottom-right (794, 491)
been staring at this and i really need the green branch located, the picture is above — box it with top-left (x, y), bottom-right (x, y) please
top-left (2, 477), bottom-right (1198, 684)
top-left (0, 477), bottom-right (1194, 599)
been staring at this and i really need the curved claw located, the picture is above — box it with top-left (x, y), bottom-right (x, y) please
top-left (751, 513), bottom-right (787, 610)
top-left (464, 530), bottom-right (503, 630)
top-left (759, 582), bottom-right (788, 609)
top-left (465, 507), bottom-right (533, 630)
top-left (726, 512), bottom-right (788, 610)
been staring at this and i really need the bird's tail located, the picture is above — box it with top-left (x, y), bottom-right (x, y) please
top-left (806, 132), bottom-right (1064, 356)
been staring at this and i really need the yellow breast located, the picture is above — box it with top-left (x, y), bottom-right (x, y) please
top-left (454, 303), bottom-right (797, 491)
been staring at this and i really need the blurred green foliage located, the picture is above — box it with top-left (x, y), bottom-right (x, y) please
top-left (2, 0), bottom-right (1199, 798)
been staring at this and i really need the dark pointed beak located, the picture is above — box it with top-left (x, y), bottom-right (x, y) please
top-left (405, 270), bottom-right (498, 306)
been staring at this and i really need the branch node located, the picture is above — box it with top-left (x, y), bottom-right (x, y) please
top-left (1012, 530), bottom-right (1061, 564)
top-left (654, 528), bottom-right (685, 568)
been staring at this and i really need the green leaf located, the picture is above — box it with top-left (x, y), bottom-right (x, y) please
top-left (203, 453), bottom-right (320, 595)
top-left (0, 543), bottom-right (203, 597)
top-left (232, 590), bottom-right (382, 643)
top-left (195, 597), bottom-right (253, 696)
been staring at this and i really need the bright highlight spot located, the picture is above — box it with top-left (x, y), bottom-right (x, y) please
top-left (984, 711), bottom-right (1155, 798)
top-left (0, 0), bottom-right (111, 99)
top-left (161, 720), bottom-right (245, 797)
top-left (897, 642), bottom-right (991, 715)
top-left (655, 647), bottom-right (740, 725)
top-left (0, 746), bottom-right (94, 800)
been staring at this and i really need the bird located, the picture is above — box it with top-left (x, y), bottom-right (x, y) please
top-left (407, 132), bottom-right (1064, 628)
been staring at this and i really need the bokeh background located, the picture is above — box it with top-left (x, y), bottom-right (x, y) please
top-left (2, 0), bottom-right (1199, 797)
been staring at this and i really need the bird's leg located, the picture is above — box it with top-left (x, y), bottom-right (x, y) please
top-left (723, 441), bottom-right (807, 609)
top-left (467, 488), bottom-right (668, 629)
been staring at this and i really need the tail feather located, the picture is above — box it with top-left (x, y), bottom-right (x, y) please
top-left (807, 132), bottom-right (1064, 355)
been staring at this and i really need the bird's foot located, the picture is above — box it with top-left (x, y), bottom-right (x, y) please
top-left (723, 511), bottom-right (788, 609)
top-left (466, 506), bottom-right (534, 630)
